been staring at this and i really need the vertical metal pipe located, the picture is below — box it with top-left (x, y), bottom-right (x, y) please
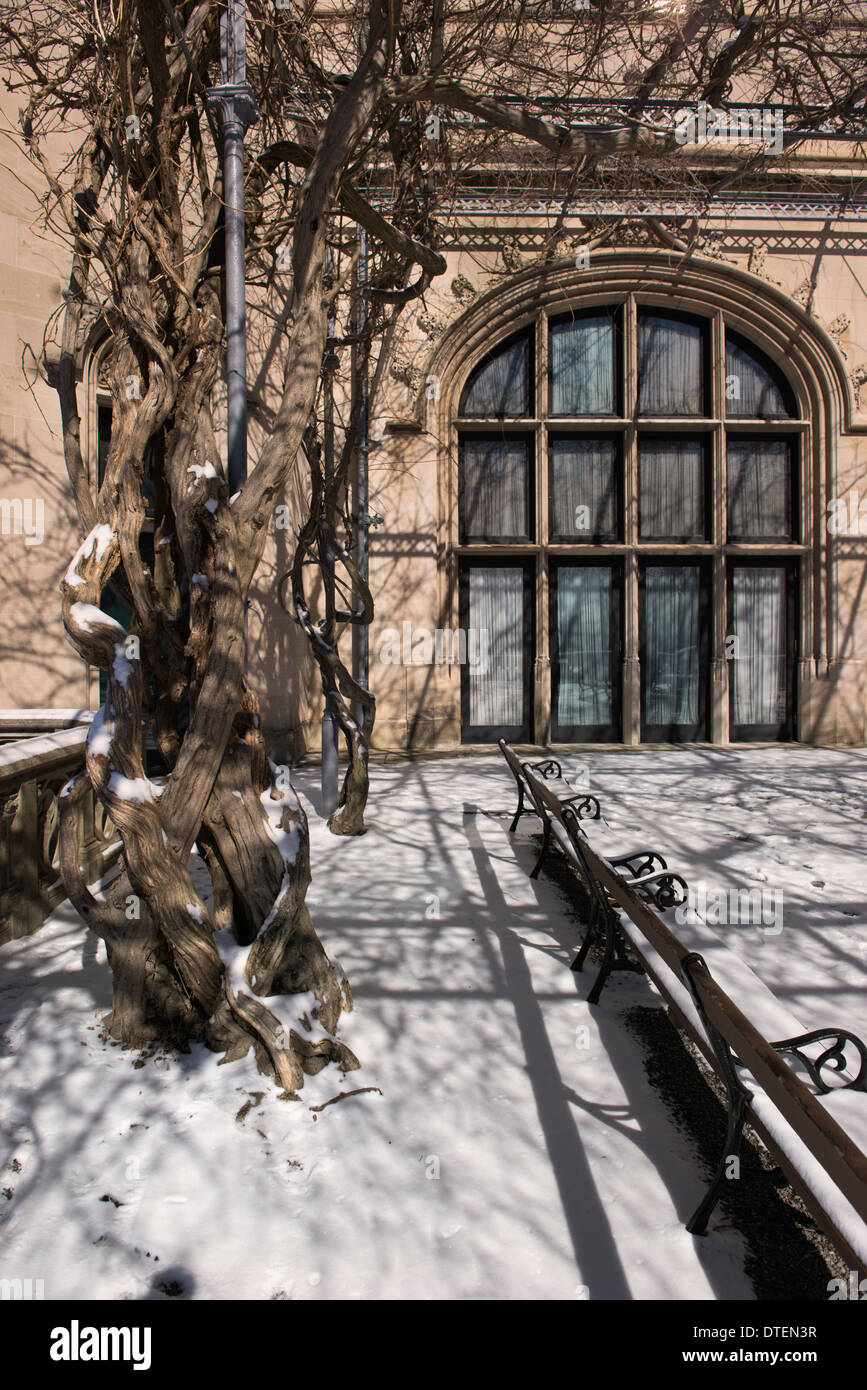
top-left (431, 0), bottom-right (444, 67)
top-left (321, 258), bottom-right (340, 816)
top-left (224, 114), bottom-right (248, 495)
top-left (207, 0), bottom-right (258, 496)
top-left (221, 0), bottom-right (246, 85)
top-left (206, 2), bottom-right (258, 685)
top-left (356, 228), bottom-right (369, 706)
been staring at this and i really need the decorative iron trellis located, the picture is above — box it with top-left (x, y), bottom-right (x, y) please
top-left (424, 190), bottom-right (867, 221)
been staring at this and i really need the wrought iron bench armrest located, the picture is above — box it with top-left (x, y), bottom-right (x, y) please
top-left (560, 792), bottom-right (601, 820)
top-left (767, 1030), bottom-right (867, 1094)
top-left (609, 849), bottom-right (668, 875)
top-left (627, 869), bottom-right (689, 911)
top-left (525, 758), bottom-right (562, 779)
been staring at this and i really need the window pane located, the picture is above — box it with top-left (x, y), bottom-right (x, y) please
top-left (550, 314), bottom-right (615, 415)
top-left (468, 567), bottom-right (523, 726)
top-left (727, 439), bottom-right (792, 539)
top-left (550, 438), bottom-right (618, 539)
top-left (459, 436), bottom-right (529, 541)
top-left (556, 568), bottom-right (614, 727)
top-left (639, 439), bottom-right (705, 540)
top-left (97, 404), bottom-right (112, 487)
top-left (731, 568), bottom-right (788, 726)
top-left (638, 313), bottom-right (704, 416)
top-left (645, 567), bottom-right (700, 727)
top-left (459, 332), bottom-right (531, 417)
top-left (726, 335), bottom-right (793, 418)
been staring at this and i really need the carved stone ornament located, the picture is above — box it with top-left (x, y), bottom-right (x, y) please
top-left (415, 310), bottom-right (444, 341)
top-left (390, 357), bottom-right (423, 393)
top-left (499, 243), bottom-right (523, 275)
top-left (849, 362), bottom-right (867, 410)
top-left (748, 244), bottom-right (783, 289)
top-left (450, 274), bottom-right (477, 306)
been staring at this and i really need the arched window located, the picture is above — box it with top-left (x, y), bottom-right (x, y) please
top-left (454, 304), bottom-right (802, 745)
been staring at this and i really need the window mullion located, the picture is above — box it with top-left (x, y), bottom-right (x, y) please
top-left (537, 309), bottom-right (550, 740)
top-left (625, 294), bottom-right (637, 547)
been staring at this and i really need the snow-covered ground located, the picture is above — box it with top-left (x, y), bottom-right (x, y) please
top-left (0, 747), bottom-right (864, 1301)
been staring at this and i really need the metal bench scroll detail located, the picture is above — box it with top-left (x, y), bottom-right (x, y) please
top-left (769, 1030), bottom-right (867, 1094)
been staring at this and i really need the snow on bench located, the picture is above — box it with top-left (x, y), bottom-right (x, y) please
top-left (507, 754), bottom-right (867, 1275)
top-left (610, 906), bottom-right (867, 1269)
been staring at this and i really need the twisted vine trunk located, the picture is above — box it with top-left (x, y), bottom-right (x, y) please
top-left (287, 431), bottom-right (376, 838)
top-left (46, 0), bottom-right (400, 1090)
top-left (58, 479), bottom-right (358, 1090)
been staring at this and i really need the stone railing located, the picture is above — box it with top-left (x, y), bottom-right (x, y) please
top-left (0, 722), bottom-right (122, 946)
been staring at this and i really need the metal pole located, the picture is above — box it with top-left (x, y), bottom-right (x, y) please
top-left (223, 113), bottom-right (248, 495)
top-left (356, 228), bottom-right (369, 711)
top-left (431, 0), bottom-right (444, 68)
top-left (321, 257), bottom-right (340, 816)
top-left (206, 0), bottom-right (259, 496)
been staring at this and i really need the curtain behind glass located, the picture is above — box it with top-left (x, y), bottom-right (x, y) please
top-left (550, 438), bottom-right (618, 538)
top-left (637, 315), bottom-right (703, 415)
top-left (468, 567), bottom-right (523, 726)
top-left (459, 334), bottom-right (530, 416)
top-left (556, 568), bottom-right (612, 726)
top-left (550, 315), bottom-right (615, 415)
top-left (459, 437), bottom-right (528, 540)
top-left (732, 568), bottom-right (787, 725)
top-left (727, 439), bottom-right (791, 538)
top-left (639, 439), bottom-right (704, 539)
top-left (726, 338), bottom-right (791, 418)
top-left (644, 567), bottom-right (700, 726)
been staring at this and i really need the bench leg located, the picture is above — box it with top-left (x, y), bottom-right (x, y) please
top-left (571, 931), bottom-right (592, 974)
top-left (530, 818), bottom-right (551, 879)
top-left (508, 779), bottom-right (526, 833)
top-left (680, 951), bottom-right (754, 1237)
top-left (571, 896), bottom-right (601, 973)
top-left (686, 1091), bottom-right (749, 1236)
top-left (587, 909), bottom-right (619, 1005)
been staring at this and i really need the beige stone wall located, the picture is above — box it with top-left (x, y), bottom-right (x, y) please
top-left (0, 101), bottom-right (86, 711)
top-left (0, 89), bottom-right (320, 744)
top-left (0, 88), bottom-right (864, 749)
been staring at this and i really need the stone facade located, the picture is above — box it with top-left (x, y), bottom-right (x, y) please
top-left (1, 97), bottom-right (865, 754)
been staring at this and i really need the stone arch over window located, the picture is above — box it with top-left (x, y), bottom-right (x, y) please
top-left (76, 332), bottom-right (159, 708)
top-left (427, 250), bottom-right (853, 747)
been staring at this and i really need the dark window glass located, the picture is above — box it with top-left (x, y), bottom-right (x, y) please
top-left (725, 334), bottom-right (795, 419)
top-left (549, 312), bottom-right (616, 415)
top-left (553, 565), bottom-right (619, 738)
top-left (468, 567), bottom-right (524, 727)
top-left (638, 438), bottom-right (706, 540)
top-left (459, 330), bottom-right (532, 417)
top-left (641, 564), bottom-right (708, 740)
top-left (638, 312), bottom-right (704, 416)
top-left (728, 562), bottom-right (796, 741)
top-left (731, 568), bottom-right (788, 725)
top-left (460, 562), bottom-right (533, 742)
top-left (458, 435), bottom-right (531, 541)
top-left (550, 437), bottom-right (618, 540)
top-left (727, 438), bottom-right (793, 540)
top-left (97, 403), bottom-right (112, 486)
